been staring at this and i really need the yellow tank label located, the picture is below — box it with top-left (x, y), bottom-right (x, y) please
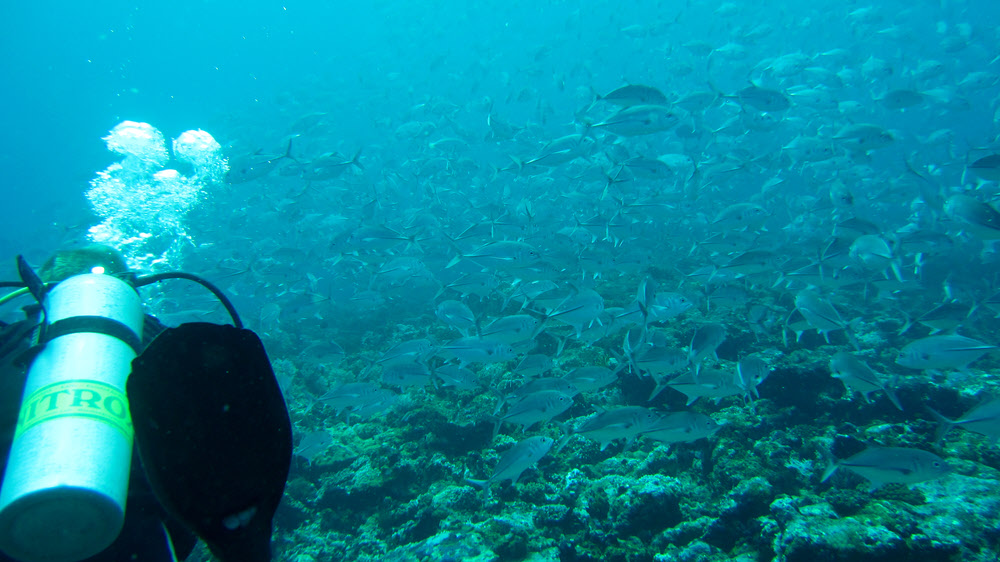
top-left (15, 380), bottom-right (133, 440)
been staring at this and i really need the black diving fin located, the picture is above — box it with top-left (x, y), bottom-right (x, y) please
top-left (127, 323), bottom-right (291, 562)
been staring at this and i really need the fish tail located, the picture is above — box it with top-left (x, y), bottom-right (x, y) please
top-left (505, 154), bottom-right (524, 174)
top-left (583, 85), bottom-right (602, 114)
top-left (554, 422), bottom-right (574, 453)
top-left (819, 450), bottom-right (839, 483)
top-left (463, 468), bottom-right (492, 502)
top-left (705, 79), bottom-right (724, 99)
top-left (883, 381), bottom-right (904, 412)
top-left (488, 415), bottom-right (501, 440)
top-left (464, 477), bottom-right (488, 489)
top-left (927, 407), bottom-right (956, 445)
top-left (281, 134), bottom-right (299, 162)
top-left (896, 308), bottom-right (913, 336)
top-left (845, 321), bottom-right (862, 351)
top-left (349, 148), bottom-right (364, 170)
top-left (648, 380), bottom-right (669, 402)
top-left (444, 242), bottom-right (465, 269)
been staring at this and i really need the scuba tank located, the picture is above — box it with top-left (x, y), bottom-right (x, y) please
top-left (0, 272), bottom-right (143, 562)
top-left (0, 253), bottom-right (243, 562)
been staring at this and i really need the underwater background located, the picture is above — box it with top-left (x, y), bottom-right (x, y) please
top-left (4, 0), bottom-right (1000, 560)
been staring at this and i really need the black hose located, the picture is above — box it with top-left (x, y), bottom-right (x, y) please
top-left (134, 272), bottom-right (244, 329)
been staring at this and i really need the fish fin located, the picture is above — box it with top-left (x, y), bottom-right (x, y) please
top-left (927, 407), bottom-right (956, 445)
top-left (487, 415), bottom-right (501, 440)
top-left (883, 378), bottom-right (904, 411)
top-left (897, 308), bottom-right (913, 335)
top-left (648, 381), bottom-right (669, 402)
top-left (555, 434), bottom-right (574, 454)
top-left (348, 148), bottom-right (364, 170)
top-left (463, 469), bottom-right (494, 501)
top-left (820, 450), bottom-right (839, 483)
top-left (281, 134), bottom-right (299, 162)
top-left (463, 474), bottom-right (489, 490)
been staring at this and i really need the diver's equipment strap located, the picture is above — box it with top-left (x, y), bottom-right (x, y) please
top-left (134, 272), bottom-right (244, 329)
top-left (42, 315), bottom-right (143, 355)
top-left (16, 255), bottom-right (47, 305)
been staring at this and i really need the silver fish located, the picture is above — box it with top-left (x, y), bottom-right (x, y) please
top-left (224, 138), bottom-right (295, 184)
top-left (513, 354), bottom-right (555, 378)
top-left (350, 389), bottom-right (398, 420)
top-left (634, 346), bottom-right (689, 401)
top-left (967, 154), bottom-right (1000, 182)
top-left (560, 365), bottom-right (620, 393)
top-left (433, 364), bottom-right (481, 391)
top-left (714, 250), bottom-right (779, 279)
top-left (793, 291), bottom-right (854, 345)
top-left (707, 285), bottom-right (749, 310)
top-left (647, 292), bottom-right (695, 322)
top-left (296, 148), bottom-right (363, 181)
top-left (594, 84), bottom-right (669, 108)
top-left (833, 124), bottom-right (894, 151)
top-left (829, 352), bottom-right (902, 410)
top-left (446, 241), bottom-right (541, 270)
top-left (466, 436), bottom-right (554, 495)
top-left (944, 195), bottom-right (1000, 240)
top-left (438, 337), bottom-right (517, 367)
top-left (293, 430), bottom-right (334, 465)
top-left (667, 368), bottom-right (744, 405)
top-left (711, 203), bottom-right (769, 232)
top-left (499, 390), bottom-right (574, 432)
top-left (915, 301), bottom-right (971, 335)
top-left (590, 105), bottom-right (682, 136)
top-left (896, 334), bottom-right (996, 372)
top-left (932, 398), bottom-right (1000, 444)
top-left (503, 280), bottom-right (560, 311)
top-left (437, 272), bottom-right (501, 300)
top-left (480, 314), bottom-right (542, 343)
top-left (318, 382), bottom-right (388, 415)
top-left (300, 340), bottom-right (345, 369)
top-left (634, 345), bottom-right (689, 379)
top-left (849, 235), bottom-right (901, 281)
top-left (542, 289), bottom-right (605, 337)
top-left (499, 378), bottom-right (580, 413)
top-left (877, 89), bottom-right (927, 110)
top-left (821, 447), bottom-right (950, 490)
top-left (381, 361), bottom-right (434, 388)
top-left (435, 300), bottom-right (477, 336)
top-left (378, 338), bottom-right (437, 367)
top-left (640, 411), bottom-right (721, 444)
top-left (559, 406), bottom-right (661, 451)
top-left (724, 84), bottom-right (791, 111)
top-left (736, 355), bottom-right (771, 399)
top-left (688, 323), bottom-right (727, 365)
top-left (371, 256), bottom-right (429, 289)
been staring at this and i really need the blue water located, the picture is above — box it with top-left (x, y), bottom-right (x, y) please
top-left (3, 0), bottom-right (1000, 560)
